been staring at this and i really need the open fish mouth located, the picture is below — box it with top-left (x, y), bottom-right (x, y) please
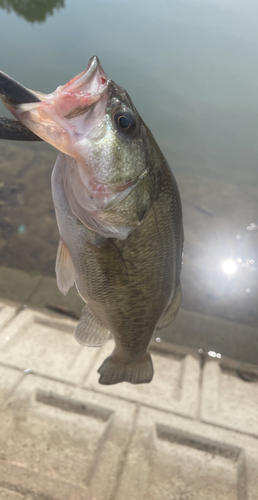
top-left (1, 56), bottom-right (110, 154)
top-left (2, 55), bottom-right (109, 108)
top-left (43, 55), bottom-right (110, 120)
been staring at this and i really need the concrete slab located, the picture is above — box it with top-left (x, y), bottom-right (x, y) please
top-left (0, 460), bottom-right (88, 500)
top-left (0, 301), bottom-right (257, 499)
top-left (0, 375), bottom-right (136, 500)
top-left (114, 406), bottom-right (258, 500)
top-left (0, 488), bottom-right (24, 500)
top-left (0, 365), bottom-right (22, 406)
top-left (0, 301), bottom-right (19, 330)
top-left (0, 309), bottom-right (98, 384)
top-left (85, 340), bottom-right (201, 418)
top-left (201, 359), bottom-right (258, 436)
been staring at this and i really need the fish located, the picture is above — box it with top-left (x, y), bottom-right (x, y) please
top-left (1, 56), bottom-right (184, 385)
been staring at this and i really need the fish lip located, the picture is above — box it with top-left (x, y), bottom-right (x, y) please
top-left (80, 56), bottom-right (101, 84)
top-left (62, 55), bottom-right (110, 97)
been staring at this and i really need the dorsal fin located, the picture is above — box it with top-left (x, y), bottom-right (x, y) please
top-left (74, 305), bottom-right (110, 346)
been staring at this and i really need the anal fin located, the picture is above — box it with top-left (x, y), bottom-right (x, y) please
top-left (157, 285), bottom-right (182, 330)
top-left (55, 239), bottom-right (75, 295)
top-left (74, 304), bottom-right (110, 347)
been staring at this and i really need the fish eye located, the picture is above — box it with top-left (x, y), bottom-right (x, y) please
top-left (114, 112), bottom-right (136, 135)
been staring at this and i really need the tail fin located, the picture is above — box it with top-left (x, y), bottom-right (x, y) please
top-left (97, 352), bottom-right (154, 385)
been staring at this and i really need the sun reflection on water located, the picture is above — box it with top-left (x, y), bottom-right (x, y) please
top-left (222, 260), bottom-right (237, 275)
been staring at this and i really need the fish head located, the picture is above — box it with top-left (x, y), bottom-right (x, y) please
top-left (3, 56), bottom-right (150, 186)
top-left (3, 56), bottom-right (159, 238)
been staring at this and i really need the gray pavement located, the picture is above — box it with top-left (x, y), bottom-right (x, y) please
top-left (0, 298), bottom-right (257, 499)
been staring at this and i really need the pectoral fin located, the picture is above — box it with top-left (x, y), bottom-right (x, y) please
top-left (157, 285), bottom-right (182, 330)
top-left (74, 305), bottom-right (110, 346)
top-left (55, 239), bottom-right (75, 295)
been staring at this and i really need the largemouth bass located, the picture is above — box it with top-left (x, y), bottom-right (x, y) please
top-left (1, 56), bottom-right (184, 385)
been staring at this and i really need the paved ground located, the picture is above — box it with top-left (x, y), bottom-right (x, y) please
top-left (0, 297), bottom-right (257, 499)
